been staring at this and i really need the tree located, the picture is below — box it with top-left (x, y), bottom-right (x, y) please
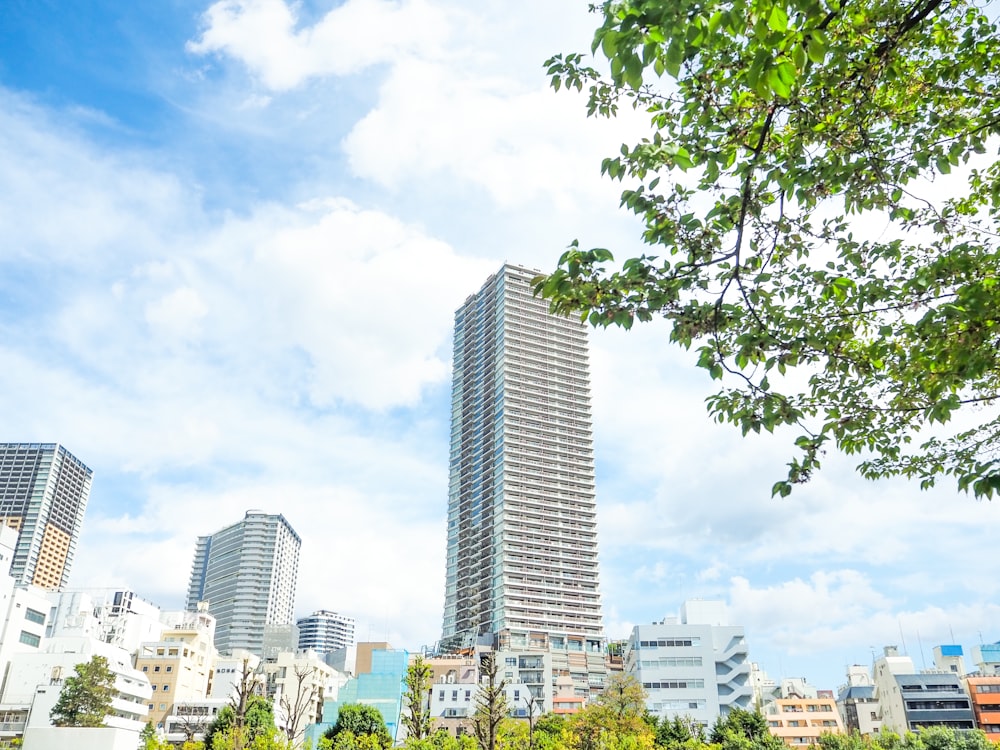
top-left (324, 704), bottom-right (392, 750)
top-left (279, 665), bottom-right (323, 748)
top-left (568, 674), bottom-right (654, 750)
top-left (49, 654), bottom-right (118, 727)
top-left (709, 709), bottom-right (785, 750)
top-left (205, 696), bottom-right (279, 750)
top-left (402, 656), bottom-right (434, 741)
top-left (472, 654), bottom-right (511, 750)
top-left (536, 0), bottom-right (1000, 497)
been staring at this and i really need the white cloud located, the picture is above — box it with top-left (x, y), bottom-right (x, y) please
top-left (187, 0), bottom-right (452, 90)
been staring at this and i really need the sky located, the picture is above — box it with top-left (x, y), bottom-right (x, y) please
top-left (1, 0), bottom-right (998, 692)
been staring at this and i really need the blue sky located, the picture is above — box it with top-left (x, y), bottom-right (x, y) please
top-left (1, 0), bottom-right (998, 691)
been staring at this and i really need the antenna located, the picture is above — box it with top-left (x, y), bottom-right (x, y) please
top-left (916, 630), bottom-right (926, 670)
top-left (898, 619), bottom-right (909, 656)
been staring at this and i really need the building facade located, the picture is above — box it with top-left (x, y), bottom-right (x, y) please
top-left (624, 601), bottom-right (753, 727)
top-left (0, 443), bottom-right (92, 589)
top-left (766, 695), bottom-right (844, 746)
top-left (872, 647), bottom-right (975, 732)
top-left (965, 676), bottom-right (1000, 741)
top-left (440, 264), bottom-right (605, 703)
top-left (186, 511), bottom-right (301, 655)
top-left (297, 610), bottom-right (355, 655)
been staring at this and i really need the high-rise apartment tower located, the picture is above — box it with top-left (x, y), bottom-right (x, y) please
top-left (0, 443), bottom-right (92, 589)
top-left (186, 511), bottom-right (300, 655)
top-left (297, 609), bottom-right (356, 655)
top-left (441, 264), bottom-right (604, 656)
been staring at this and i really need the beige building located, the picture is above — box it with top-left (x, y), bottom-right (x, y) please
top-left (766, 695), bottom-right (844, 746)
top-left (135, 605), bottom-right (216, 729)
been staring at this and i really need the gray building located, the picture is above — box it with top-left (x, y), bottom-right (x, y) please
top-left (872, 646), bottom-right (976, 732)
top-left (297, 610), bottom-right (355, 655)
top-left (186, 511), bottom-right (301, 655)
top-left (440, 264), bottom-right (605, 700)
top-left (0, 443), bottom-right (92, 589)
top-left (624, 600), bottom-right (753, 727)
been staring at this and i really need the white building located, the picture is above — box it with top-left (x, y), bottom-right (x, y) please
top-left (186, 511), bottom-right (301, 655)
top-left (625, 600), bottom-right (753, 727)
top-left (440, 265), bottom-right (606, 701)
top-left (45, 588), bottom-right (163, 652)
top-left (297, 610), bottom-right (355, 655)
top-left (266, 649), bottom-right (344, 742)
top-left (2, 635), bottom-right (151, 731)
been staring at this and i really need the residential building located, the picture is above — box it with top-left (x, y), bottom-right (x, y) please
top-left (440, 264), bottom-right (606, 705)
top-left (186, 511), bottom-right (301, 655)
top-left (265, 649), bottom-right (343, 742)
top-left (624, 600), bottom-right (753, 727)
top-left (872, 646), bottom-right (975, 732)
top-left (965, 676), bottom-right (1000, 741)
top-left (134, 604), bottom-right (216, 729)
top-left (0, 443), bottom-right (92, 589)
top-left (837, 665), bottom-right (882, 735)
top-left (766, 691), bottom-right (844, 746)
top-left (298, 610), bottom-right (355, 655)
top-left (1, 635), bottom-right (151, 735)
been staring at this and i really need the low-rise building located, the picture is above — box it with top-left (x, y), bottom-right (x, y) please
top-left (965, 676), bottom-right (1000, 741)
top-left (624, 600), bottom-right (752, 728)
top-left (872, 646), bottom-right (975, 732)
top-left (837, 666), bottom-right (881, 736)
top-left (766, 694), bottom-right (844, 746)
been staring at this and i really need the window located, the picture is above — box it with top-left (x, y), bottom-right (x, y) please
top-left (142, 666), bottom-right (149, 672)
top-left (163, 685), bottom-right (170, 692)
top-left (452, 691), bottom-right (458, 700)
top-left (160, 703), bottom-right (166, 711)
top-left (514, 691), bottom-right (520, 701)
top-left (439, 691), bottom-right (444, 701)
top-left (18, 631), bottom-right (40, 647)
top-left (152, 685), bottom-right (157, 691)
top-left (166, 666), bottom-right (173, 672)
top-left (465, 691), bottom-right (471, 702)
top-left (149, 704), bottom-right (155, 710)
top-left (154, 666), bottom-right (161, 672)
top-left (24, 608), bottom-right (45, 624)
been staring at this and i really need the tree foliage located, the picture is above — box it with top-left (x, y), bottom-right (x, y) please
top-left (324, 704), bottom-right (392, 750)
top-left (403, 656), bottom-right (435, 741)
top-left (568, 674), bottom-right (655, 750)
top-left (536, 0), bottom-right (1000, 496)
top-left (49, 655), bottom-right (118, 728)
top-left (205, 696), bottom-right (279, 750)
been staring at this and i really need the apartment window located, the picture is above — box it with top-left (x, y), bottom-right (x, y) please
top-left (439, 691), bottom-right (445, 701)
top-left (452, 691), bottom-right (458, 701)
top-left (465, 691), bottom-right (471, 702)
top-left (18, 631), bottom-right (40, 647)
top-left (154, 666), bottom-right (161, 672)
top-left (166, 666), bottom-right (173, 672)
top-left (160, 703), bottom-right (166, 711)
top-left (149, 704), bottom-right (154, 710)
top-left (24, 608), bottom-right (45, 625)
top-left (142, 666), bottom-right (149, 672)
top-left (162, 685), bottom-right (170, 692)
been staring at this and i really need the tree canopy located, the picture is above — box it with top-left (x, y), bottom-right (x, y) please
top-left (402, 656), bottom-right (435, 741)
top-left (204, 695), bottom-right (279, 750)
top-left (325, 704), bottom-right (393, 750)
top-left (49, 654), bottom-right (118, 728)
top-left (536, 0), bottom-right (1000, 497)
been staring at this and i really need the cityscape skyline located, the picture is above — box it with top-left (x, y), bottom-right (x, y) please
top-left (1, 0), bottom-right (999, 695)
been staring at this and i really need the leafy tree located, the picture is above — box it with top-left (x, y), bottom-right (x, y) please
top-left (655, 716), bottom-right (705, 750)
top-left (49, 654), bottom-right (118, 727)
top-left (324, 704), bottom-right (392, 750)
top-left (402, 656), bottom-right (434, 741)
top-left (709, 709), bottom-right (785, 750)
top-left (568, 674), bottom-right (654, 750)
top-left (405, 730), bottom-right (479, 750)
top-left (472, 654), bottom-right (511, 750)
top-left (205, 696), bottom-right (279, 750)
top-left (536, 0), bottom-right (1000, 497)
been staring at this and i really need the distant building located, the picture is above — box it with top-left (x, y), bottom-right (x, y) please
top-left (766, 690), bottom-right (844, 746)
top-left (0, 443), bottom-right (92, 589)
top-left (186, 511), bottom-right (301, 655)
top-left (297, 610), bottom-right (355, 655)
top-left (135, 604), bottom-right (217, 729)
top-left (837, 665), bottom-right (882, 736)
top-left (872, 646), bottom-right (975, 732)
top-left (624, 600), bottom-right (752, 727)
top-left (971, 641), bottom-right (1000, 677)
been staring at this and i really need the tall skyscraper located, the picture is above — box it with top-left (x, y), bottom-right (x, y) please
top-left (0, 443), bottom-right (92, 589)
top-left (297, 610), bottom-right (356, 655)
top-left (186, 511), bottom-right (301, 655)
top-left (440, 264), bottom-right (604, 656)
